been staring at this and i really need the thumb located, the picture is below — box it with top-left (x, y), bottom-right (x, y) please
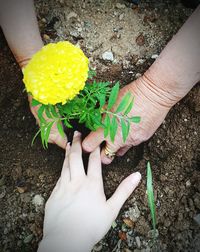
top-left (107, 172), bottom-right (141, 218)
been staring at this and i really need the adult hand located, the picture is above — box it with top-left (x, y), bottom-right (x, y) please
top-left (82, 76), bottom-right (172, 164)
top-left (38, 131), bottom-right (141, 252)
top-left (83, 6), bottom-right (200, 164)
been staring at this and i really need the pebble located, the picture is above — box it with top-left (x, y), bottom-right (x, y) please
top-left (67, 11), bottom-right (77, 20)
top-left (119, 13), bottom-right (124, 21)
top-left (136, 34), bottom-right (145, 46)
top-left (16, 186), bottom-right (27, 194)
top-left (116, 3), bottom-right (126, 9)
top-left (193, 214), bottom-right (200, 226)
top-left (32, 194), bottom-right (45, 212)
top-left (135, 236), bottom-right (141, 248)
top-left (136, 58), bottom-right (145, 66)
top-left (125, 203), bottom-right (140, 222)
top-left (126, 233), bottom-right (134, 247)
top-left (102, 51), bottom-right (114, 61)
top-left (186, 179), bottom-right (191, 187)
top-left (69, 30), bottom-right (82, 39)
top-left (43, 34), bottom-right (50, 40)
top-left (135, 73), bottom-right (142, 79)
top-left (151, 54), bottom-right (159, 59)
top-left (23, 234), bottom-right (34, 244)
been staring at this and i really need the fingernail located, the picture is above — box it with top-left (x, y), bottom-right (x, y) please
top-left (74, 131), bottom-right (81, 137)
top-left (131, 172), bottom-right (141, 184)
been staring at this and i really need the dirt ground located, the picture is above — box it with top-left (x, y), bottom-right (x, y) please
top-left (0, 0), bottom-right (200, 251)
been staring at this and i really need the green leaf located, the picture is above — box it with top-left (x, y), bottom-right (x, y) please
top-left (45, 107), bottom-right (52, 119)
top-left (110, 116), bottom-right (118, 142)
top-left (121, 119), bottom-right (129, 143)
top-left (107, 82), bottom-right (120, 110)
top-left (31, 128), bottom-right (41, 146)
top-left (124, 98), bottom-right (134, 115)
top-left (49, 105), bottom-right (58, 118)
top-left (147, 162), bottom-right (157, 236)
top-left (129, 116), bottom-right (141, 123)
top-left (38, 105), bottom-right (45, 123)
top-left (57, 121), bottom-right (65, 138)
top-left (99, 94), bottom-right (106, 108)
top-left (42, 122), bottom-right (54, 148)
top-left (115, 92), bottom-right (131, 113)
top-left (103, 114), bottom-right (110, 138)
top-left (79, 113), bottom-right (87, 124)
top-left (63, 119), bottom-right (73, 128)
top-left (31, 98), bottom-right (41, 107)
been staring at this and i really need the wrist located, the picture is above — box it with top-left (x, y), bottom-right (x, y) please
top-left (132, 71), bottom-right (181, 110)
top-left (18, 42), bottom-right (44, 69)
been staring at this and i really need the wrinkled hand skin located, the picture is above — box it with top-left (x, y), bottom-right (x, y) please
top-left (82, 77), bottom-right (172, 164)
top-left (28, 95), bottom-right (67, 149)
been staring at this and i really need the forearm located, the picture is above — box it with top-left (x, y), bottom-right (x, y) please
top-left (134, 6), bottom-right (200, 108)
top-left (0, 0), bottom-right (43, 68)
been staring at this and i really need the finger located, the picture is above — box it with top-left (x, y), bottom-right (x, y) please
top-left (82, 128), bottom-right (104, 153)
top-left (49, 132), bottom-right (67, 149)
top-left (87, 147), bottom-right (102, 180)
top-left (101, 141), bottom-right (121, 165)
top-left (107, 172), bottom-right (141, 218)
top-left (116, 146), bottom-right (131, 157)
top-left (69, 131), bottom-right (85, 179)
top-left (60, 143), bottom-right (71, 185)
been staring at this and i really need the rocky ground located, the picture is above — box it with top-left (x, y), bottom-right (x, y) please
top-left (0, 0), bottom-right (200, 251)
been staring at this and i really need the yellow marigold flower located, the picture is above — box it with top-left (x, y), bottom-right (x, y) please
top-left (23, 41), bottom-right (89, 105)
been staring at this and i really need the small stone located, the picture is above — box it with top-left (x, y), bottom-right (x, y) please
top-left (126, 233), bottom-right (134, 247)
top-left (184, 118), bottom-right (188, 122)
top-left (23, 234), bottom-right (34, 244)
top-left (43, 34), bottom-right (50, 40)
top-left (125, 203), bottom-right (140, 222)
top-left (136, 34), bottom-right (145, 46)
top-left (32, 194), bottom-right (45, 212)
top-left (16, 186), bottom-right (27, 194)
top-left (118, 231), bottom-right (127, 240)
top-left (151, 54), bottom-right (159, 59)
top-left (102, 51), bottom-right (114, 61)
top-left (41, 18), bottom-right (47, 23)
top-left (123, 218), bottom-right (135, 228)
top-left (116, 3), bottom-right (126, 9)
top-left (136, 58), bottom-right (145, 66)
top-left (135, 236), bottom-right (141, 248)
top-left (194, 214), bottom-right (200, 226)
top-left (186, 180), bottom-right (191, 187)
top-left (119, 14), bottom-right (124, 21)
top-left (135, 73), bottom-right (142, 79)
top-left (67, 11), bottom-right (78, 20)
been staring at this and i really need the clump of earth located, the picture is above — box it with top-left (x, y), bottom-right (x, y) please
top-left (0, 0), bottom-right (200, 251)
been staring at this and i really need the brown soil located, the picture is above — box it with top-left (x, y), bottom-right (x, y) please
top-left (0, 1), bottom-right (200, 251)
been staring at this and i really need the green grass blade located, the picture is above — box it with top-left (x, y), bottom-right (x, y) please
top-left (147, 162), bottom-right (156, 235)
